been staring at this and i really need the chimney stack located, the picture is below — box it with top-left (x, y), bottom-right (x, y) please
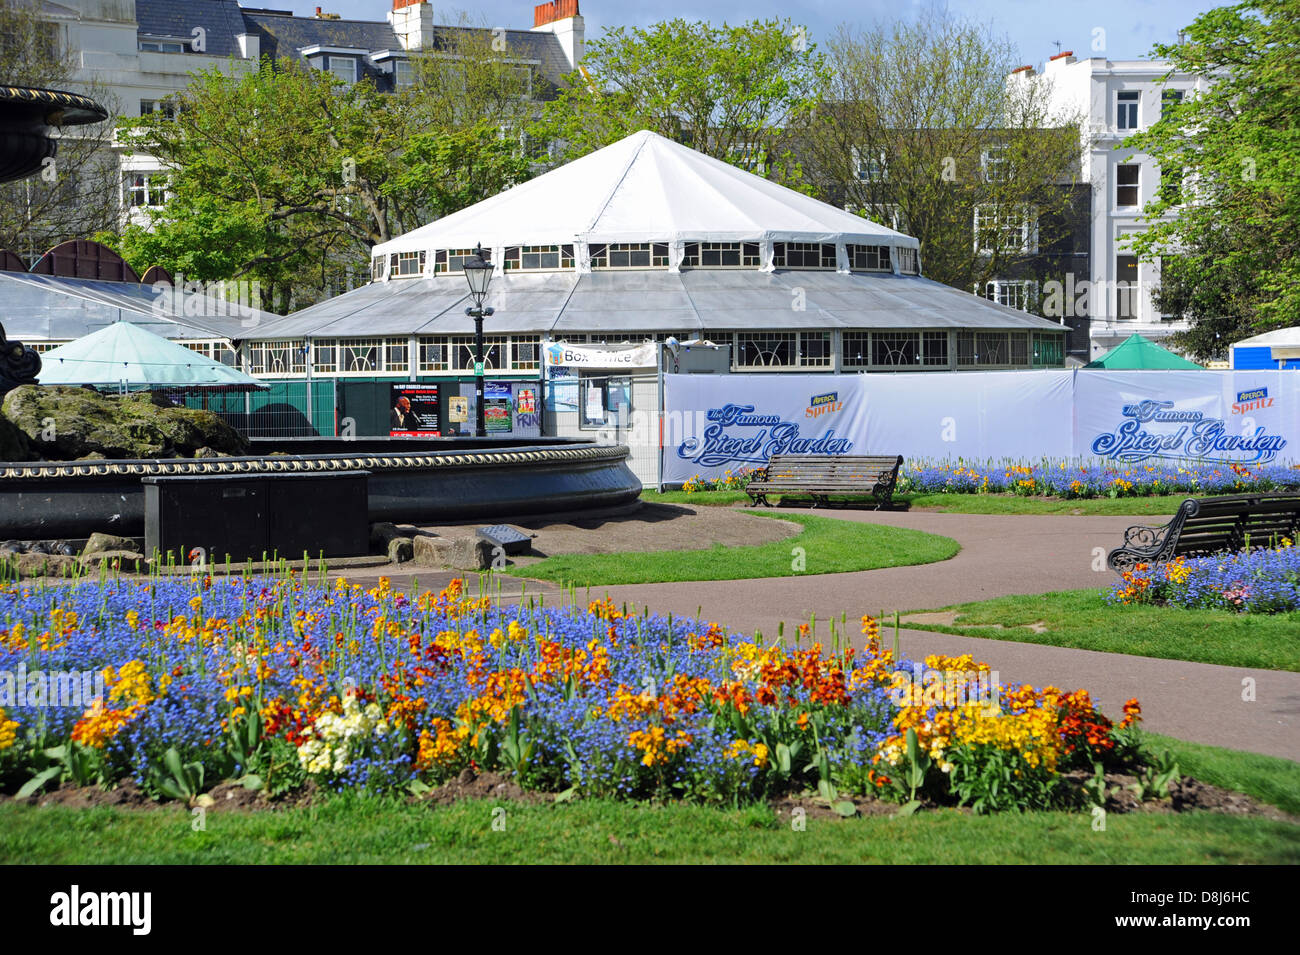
top-left (531, 1), bottom-right (583, 71)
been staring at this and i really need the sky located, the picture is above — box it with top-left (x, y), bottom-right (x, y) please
top-left (278, 0), bottom-right (1229, 68)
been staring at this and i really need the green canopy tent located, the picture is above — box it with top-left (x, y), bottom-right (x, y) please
top-left (1084, 333), bottom-right (1203, 369)
top-left (35, 321), bottom-right (265, 393)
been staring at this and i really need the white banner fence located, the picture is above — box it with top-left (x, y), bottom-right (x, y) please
top-left (659, 370), bottom-right (1300, 485)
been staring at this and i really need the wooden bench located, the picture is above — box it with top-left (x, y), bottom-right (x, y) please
top-left (745, 454), bottom-right (903, 509)
top-left (1107, 491), bottom-right (1300, 572)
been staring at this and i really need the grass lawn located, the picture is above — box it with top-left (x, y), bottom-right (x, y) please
top-left (905, 588), bottom-right (1300, 671)
top-left (644, 489), bottom-right (1192, 515)
top-left (0, 797), bottom-right (1294, 864)
top-left (507, 512), bottom-right (958, 586)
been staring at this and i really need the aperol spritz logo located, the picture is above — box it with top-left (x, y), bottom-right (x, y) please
top-left (1091, 399), bottom-right (1287, 464)
top-left (676, 403), bottom-right (853, 467)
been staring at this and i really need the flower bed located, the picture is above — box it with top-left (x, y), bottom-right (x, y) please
top-left (898, 459), bottom-right (1300, 498)
top-left (1110, 543), bottom-right (1300, 614)
top-left (682, 468), bottom-right (755, 493)
top-left (0, 575), bottom-right (1154, 812)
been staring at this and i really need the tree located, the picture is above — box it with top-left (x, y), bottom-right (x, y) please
top-left (792, 8), bottom-right (1086, 303)
top-left (0, 0), bottom-right (122, 260)
top-left (533, 18), bottom-right (825, 186)
top-left (1123, 0), bottom-right (1299, 360)
top-left (111, 26), bottom-right (541, 310)
top-left (113, 44), bottom-right (534, 312)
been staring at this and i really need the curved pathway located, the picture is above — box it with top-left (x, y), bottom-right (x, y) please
top-left (364, 508), bottom-right (1299, 762)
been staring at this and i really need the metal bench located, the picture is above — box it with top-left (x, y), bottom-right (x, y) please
top-left (1106, 491), bottom-right (1300, 572)
top-left (745, 454), bottom-right (903, 509)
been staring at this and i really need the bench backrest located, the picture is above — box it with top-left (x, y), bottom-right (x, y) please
top-left (763, 454), bottom-right (902, 484)
top-left (1172, 492), bottom-right (1300, 557)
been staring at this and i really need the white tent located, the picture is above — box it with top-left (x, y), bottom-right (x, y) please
top-left (372, 129), bottom-right (918, 262)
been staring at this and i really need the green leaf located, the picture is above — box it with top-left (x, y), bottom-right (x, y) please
top-left (833, 800), bottom-right (857, 818)
top-left (553, 787), bottom-right (578, 803)
top-left (17, 766), bottom-right (62, 799)
top-left (896, 799), bottom-right (922, 818)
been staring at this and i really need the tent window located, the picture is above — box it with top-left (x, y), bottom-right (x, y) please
top-left (392, 251), bottom-right (425, 278)
top-left (451, 335), bottom-right (507, 370)
top-left (432, 249), bottom-right (478, 274)
top-left (502, 245), bottom-right (574, 271)
top-left (772, 242), bottom-right (836, 269)
top-left (847, 244), bottom-right (891, 272)
top-left (589, 243), bottom-right (669, 269)
top-left (681, 242), bottom-right (760, 268)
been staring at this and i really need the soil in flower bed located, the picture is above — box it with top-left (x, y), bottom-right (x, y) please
top-left (2, 774), bottom-right (1293, 824)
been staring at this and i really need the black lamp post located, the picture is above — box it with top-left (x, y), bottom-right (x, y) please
top-left (461, 244), bottom-right (495, 438)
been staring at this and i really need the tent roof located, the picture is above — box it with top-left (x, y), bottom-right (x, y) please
top-left (373, 129), bottom-right (920, 255)
top-left (1232, 326), bottom-right (1300, 348)
top-left (0, 270), bottom-right (282, 343)
top-left (252, 267), bottom-right (1066, 338)
top-left (37, 321), bottom-right (267, 390)
top-left (1084, 333), bottom-right (1203, 369)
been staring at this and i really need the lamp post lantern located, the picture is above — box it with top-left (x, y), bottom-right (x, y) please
top-left (461, 244), bottom-right (495, 438)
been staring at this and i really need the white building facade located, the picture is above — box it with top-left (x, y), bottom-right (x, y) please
top-left (1021, 51), bottom-right (1212, 359)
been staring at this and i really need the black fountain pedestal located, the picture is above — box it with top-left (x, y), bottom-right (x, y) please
top-left (0, 85), bottom-right (107, 395)
top-left (0, 85), bottom-right (108, 184)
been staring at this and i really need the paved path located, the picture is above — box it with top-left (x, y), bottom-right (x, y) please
top-left (351, 508), bottom-right (1299, 762)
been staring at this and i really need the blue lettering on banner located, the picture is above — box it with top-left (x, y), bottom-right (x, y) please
top-left (677, 403), bottom-right (853, 467)
top-left (1091, 399), bottom-right (1287, 464)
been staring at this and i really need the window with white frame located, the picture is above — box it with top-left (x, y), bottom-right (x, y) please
top-left (589, 243), bottom-right (669, 269)
top-left (974, 205), bottom-right (1037, 255)
top-left (1116, 90), bottom-right (1140, 130)
top-left (511, 336), bottom-right (540, 370)
top-left (394, 59), bottom-right (414, 89)
top-left (735, 331), bottom-right (797, 368)
top-left (338, 338), bottom-right (381, 372)
top-left (851, 146), bottom-right (887, 182)
top-left (389, 250), bottom-right (426, 278)
top-left (801, 332), bottom-right (832, 368)
top-left (384, 338), bottom-right (409, 372)
top-left (842, 331), bottom-right (947, 368)
top-left (847, 244), bottom-right (892, 272)
top-left (896, 247), bottom-right (920, 274)
top-left (502, 245), bottom-right (574, 271)
top-left (956, 330), bottom-right (1032, 367)
top-left (313, 341), bottom-right (337, 373)
top-left (451, 335), bottom-right (506, 371)
top-left (328, 56), bottom-right (358, 86)
top-left (125, 173), bottom-right (167, 209)
top-left (1116, 164), bottom-right (1140, 207)
top-left (417, 337), bottom-right (448, 371)
top-left (432, 248), bottom-right (479, 274)
top-left (981, 144), bottom-right (1010, 182)
top-left (772, 242), bottom-right (836, 269)
top-left (681, 242), bottom-right (760, 268)
top-left (248, 340), bottom-right (307, 376)
top-left (983, 279), bottom-right (1037, 312)
top-left (371, 255), bottom-right (386, 281)
top-left (1116, 255), bottom-right (1139, 319)
top-left (139, 99), bottom-right (176, 120)
top-left (139, 39), bottom-right (186, 53)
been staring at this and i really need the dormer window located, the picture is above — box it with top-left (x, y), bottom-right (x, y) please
top-left (847, 244), bottom-right (891, 272)
top-left (394, 59), bottom-right (414, 89)
top-left (328, 56), bottom-right (358, 86)
top-left (772, 242), bottom-right (836, 269)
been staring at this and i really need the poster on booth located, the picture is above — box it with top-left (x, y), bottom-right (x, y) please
top-left (484, 382), bottom-right (512, 434)
top-left (389, 383), bottom-right (439, 437)
top-left (512, 384), bottom-right (541, 437)
top-left (1074, 371), bottom-right (1294, 466)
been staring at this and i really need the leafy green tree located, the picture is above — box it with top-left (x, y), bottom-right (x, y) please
top-left (1123, 0), bottom-right (1299, 360)
top-left (114, 39), bottom-right (537, 311)
top-left (534, 18), bottom-right (825, 186)
top-left (792, 9), bottom-right (1086, 302)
